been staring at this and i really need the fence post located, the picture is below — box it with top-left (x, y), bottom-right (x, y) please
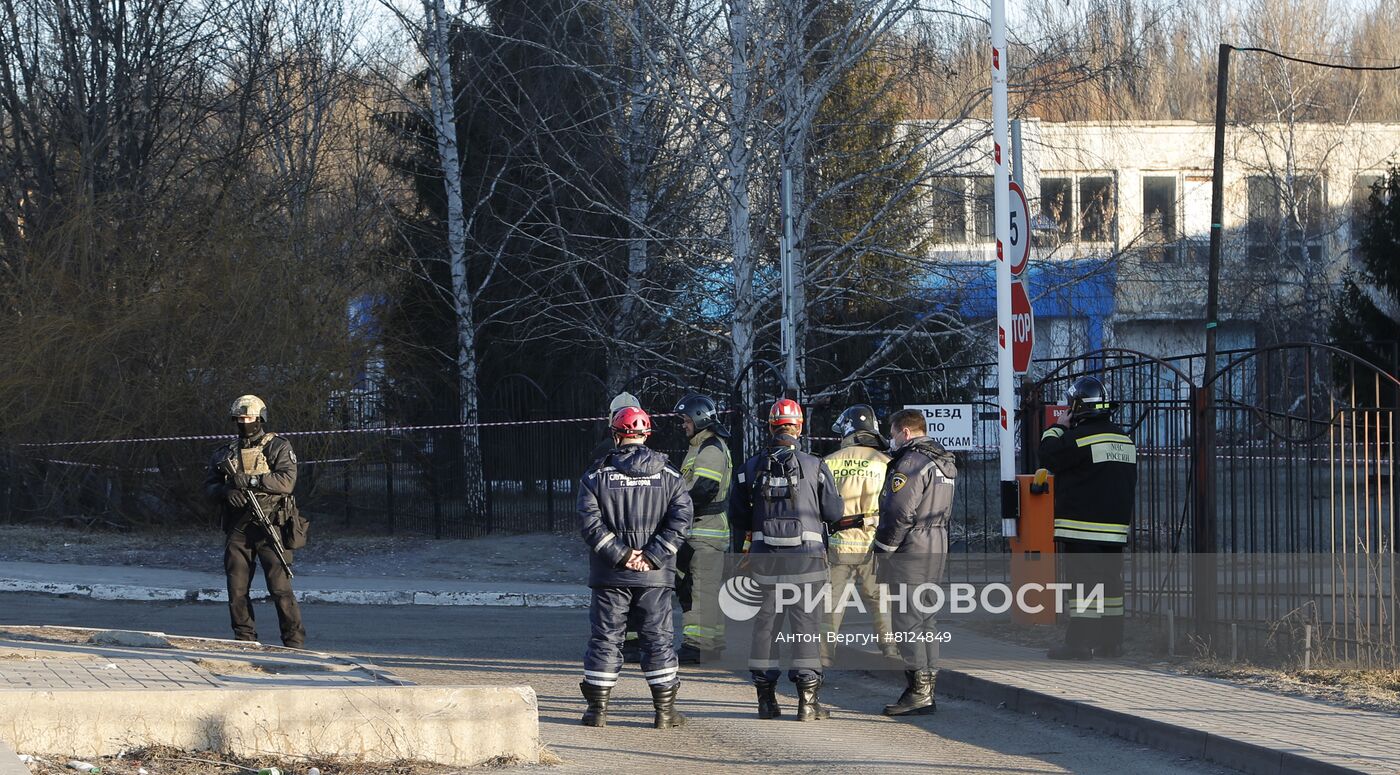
top-left (1304, 624), bottom-right (1312, 670)
top-left (546, 428), bottom-right (556, 532)
top-left (384, 435), bottom-right (396, 536)
top-left (1167, 608), bottom-right (1176, 657)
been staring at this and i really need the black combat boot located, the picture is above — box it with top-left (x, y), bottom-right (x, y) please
top-left (883, 669), bottom-right (936, 716)
top-left (580, 681), bottom-right (611, 727)
top-left (795, 676), bottom-right (830, 721)
top-left (651, 682), bottom-right (687, 729)
top-left (754, 678), bottom-right (782, 719)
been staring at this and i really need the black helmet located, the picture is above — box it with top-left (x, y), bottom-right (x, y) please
top-left (674, 393), bottom-right (723, 436)
top-left (832, 404), bottom-right (879, 437)
top-left (1067, 376), bottom-right (1113, 423)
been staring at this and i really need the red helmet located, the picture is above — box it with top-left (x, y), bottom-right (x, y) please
top-left (769, 398), bottom-right (804, 429)
top-left (610, 406), bottom-right (653, 436)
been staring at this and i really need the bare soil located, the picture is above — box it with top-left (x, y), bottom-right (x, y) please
top-left (19, 745), bottom-right (530, 774)
top-left (0, 525), bottom-right (587, 584)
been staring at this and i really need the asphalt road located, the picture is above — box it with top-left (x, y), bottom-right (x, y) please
top-left (0, 594), bottom-right (1238, 774)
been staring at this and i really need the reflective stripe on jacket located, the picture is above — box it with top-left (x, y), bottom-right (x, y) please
top-left (823, 434), bottom-right (890, 563)
top-left (1039, 420), bottom-right (1137, 545)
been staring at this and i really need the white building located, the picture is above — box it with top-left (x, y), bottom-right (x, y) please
top-left (921, 119), bottom-right (1400, 367)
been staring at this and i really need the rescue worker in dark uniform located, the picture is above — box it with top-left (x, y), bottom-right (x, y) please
top-left (673, 394), bottom-right (733, 664)
top-left (588, 392), bottom-right (646, 664)
top-left (873, 408), bottom-right (957, 716)
top-left (203, 395), bottom-right (305, 648)
top-left (822, 404), bottom-right (899, 663)
top-left (731, 399), bottom-right (843, 721)
top-left (1040, 376), bottom-right (1137, 660)
top-left (577, 406), bottom-right (694, 729)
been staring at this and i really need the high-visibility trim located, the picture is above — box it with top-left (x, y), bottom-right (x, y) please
top-left (584, 669), bottom-right (620, 680)
top-left (593, 533), bottom-right (616, 550)
top-left (624, 631), bottom-right (639, 641)
top-left (1042, 427), bottom-right (1065, 440)
top-left (873, 539), bottom-right (899, 553)
top-left (656, 538), bottom-right (678, 554)
top-left (753, 530), bottom-right (823, 546)
top-left (1068, 609), bottom-right (1102, 619)
top-left (683, 624), bottom-right (724, 637)
top-left (583, 677), bottom-right (618, 687)
top-left (829, 534), bottom-right (872, 548)
top-left (1053, 527), bottom-right (1128, 544)
top-left (1075, 433), bottom-right (1134, 448)
top-left (647, 673), bottom-right (679, 685)
top-left (644, 666), bottom-right (680, 677)
top-left (689, 528), bottom-right (731, 539)
top-left (1054, 518), bottom-right (1128, 534)
top-left (693, 467), bottom-right (724, 482)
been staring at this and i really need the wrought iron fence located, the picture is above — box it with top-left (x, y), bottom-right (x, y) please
top-left (2, 343), bottom-right (1396, 665)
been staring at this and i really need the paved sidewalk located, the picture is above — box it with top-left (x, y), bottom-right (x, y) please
top-left (4, 559), bottom-right (1399, 774)
top-left (0, 559), bottom-right (590, 607)
top-left (926, 629), bottom-right (1400, 775)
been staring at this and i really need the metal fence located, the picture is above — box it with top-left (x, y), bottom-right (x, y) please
top-left (2, 342), bottom-right (1396, 665)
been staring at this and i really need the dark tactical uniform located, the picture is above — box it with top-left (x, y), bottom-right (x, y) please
top-left (1039, 418), bottom-right (1138, 655)
top-left (204, 430), bottom-right (304, 648)
top-left (731, 441), bottom-right (843, 687)
top-left (874, 438), bottom-right (957, 673)
top-left (577, 443), bottom-right (693, 696)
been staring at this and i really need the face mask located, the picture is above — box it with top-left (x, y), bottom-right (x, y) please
top-left (236, 420), bottom-right (263, 439)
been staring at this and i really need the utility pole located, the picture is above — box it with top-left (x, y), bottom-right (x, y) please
top-left (1193, 43), bottom-right (1232, 643)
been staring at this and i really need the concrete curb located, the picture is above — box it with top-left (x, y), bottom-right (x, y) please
top-left (0, 578), bottom-right (590, 609)
top-left (0, 740), bottom-right (26, 775)
top-left (856, 660), bottom-right (1371, 775)
top-left (937, 668), bottom-right (1373, 775)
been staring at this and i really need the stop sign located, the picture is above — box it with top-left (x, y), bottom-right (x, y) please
top-left (1011, 278), bottom-right (1034, 374)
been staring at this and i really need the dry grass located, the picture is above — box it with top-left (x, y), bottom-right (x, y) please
top-left (20, 745), bottom-right (530, 774)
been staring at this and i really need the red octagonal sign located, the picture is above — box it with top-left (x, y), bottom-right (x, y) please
top-left (1011, 278), bottom-right (1034, 374)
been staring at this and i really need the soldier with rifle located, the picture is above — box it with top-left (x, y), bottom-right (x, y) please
top-left (204, 395), bottom-right (305, 649)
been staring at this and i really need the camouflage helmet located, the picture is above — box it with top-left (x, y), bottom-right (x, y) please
top-left (229, 394), bottom-right (268, 422)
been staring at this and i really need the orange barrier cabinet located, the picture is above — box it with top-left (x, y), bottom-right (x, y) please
top-left (1010, 470), bottom-right (1056, 625)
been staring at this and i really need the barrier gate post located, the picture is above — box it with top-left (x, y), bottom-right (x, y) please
top-left (1011, 471), bottom-right (1057, 625)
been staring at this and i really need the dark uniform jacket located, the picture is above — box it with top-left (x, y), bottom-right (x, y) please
top-left (203, 431), bottom-right (298, 535)
top-left (578, 443), bottom-right (694, 588)
top-left (730, 441), bottom-right (843, 557)
top-left (873, 438), bottom-right (957, 585)
top-left (1038, 418), bottom-right (1137, 545)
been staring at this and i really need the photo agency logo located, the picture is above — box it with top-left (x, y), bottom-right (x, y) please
top-left (719, 580), bottom-right (1107, 617)
top-left (718, 575), bottom-right (765, 621)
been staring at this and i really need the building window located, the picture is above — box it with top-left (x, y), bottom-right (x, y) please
top-left (1040, 176), bottom-right (1073, 238)
top-left (929, 179), bottom-right (967, 244)
top-left (972, 175), bottom-right (995, 241)
top-left (1249, 174), bottom-right (1325, 263)
top-left (1078, 176), bottom-right (1116, 242)
top-left (1142, 175), bottom-right (1177, 262)
top-left (1351, 174), bottom-right (1383, 235)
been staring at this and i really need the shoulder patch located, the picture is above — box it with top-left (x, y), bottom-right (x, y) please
top-left (890, 473), bottom-right (909, 493)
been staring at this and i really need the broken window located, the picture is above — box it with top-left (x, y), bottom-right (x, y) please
top-left (1078, 176), bottom-right (1115, 242)
top-left (1040, 176), bottom-right (1073, 239)
top-left (1142, 176), bottom-right (1177, 262)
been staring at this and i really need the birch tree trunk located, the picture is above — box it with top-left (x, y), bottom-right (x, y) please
top-left (421, 0), bottom-right (487, 527)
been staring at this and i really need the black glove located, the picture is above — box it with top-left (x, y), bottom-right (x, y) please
top-left (831, 515), bottom-right (866, 533)
top-left (228, 473), bottom-right (258, 490)
top-left (225, 488), bottom-right (250, 508)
